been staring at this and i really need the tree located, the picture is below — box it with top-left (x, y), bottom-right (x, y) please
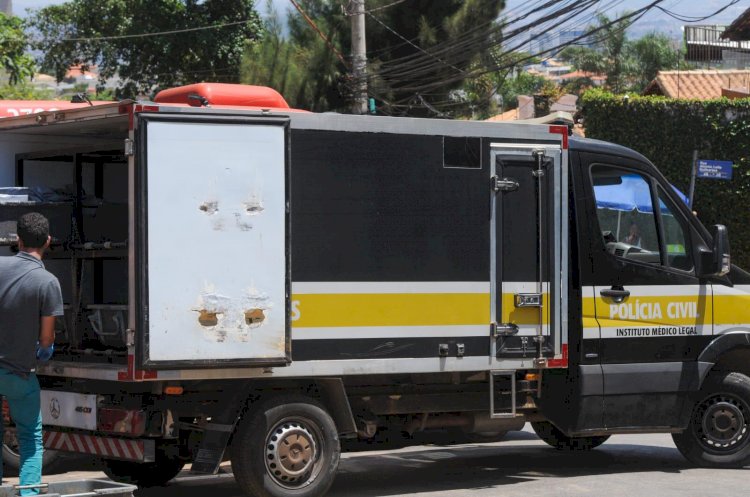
top-left (242, 0), bottom-right (505, 115)
top-left (0, 13), bottom-right (35, 85)
top-left (29, 0), bottom-right (263, 99)
top-left (586, 14), bottom-right (634, 94)
top-left (560, 16), bottom-right (684, 94)
top-left (0, 82), bottom-right (53, 100)
top-left (627, 33), bottom-right (681, 91)
top-left (241, 2), bottom-right (304, 105)
top-left (559, 46), bottom-right (606, 75)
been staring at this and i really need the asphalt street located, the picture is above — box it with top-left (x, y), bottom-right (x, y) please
top-left (8, 426), bottom-right (748, 497)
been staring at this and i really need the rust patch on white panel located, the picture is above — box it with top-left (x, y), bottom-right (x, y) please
top-left (197, 310), bottom-right (220, 327)
top-left (244, 309), bottom-right (265, 326)
top-left (192, 287), bottom-right (275, 343)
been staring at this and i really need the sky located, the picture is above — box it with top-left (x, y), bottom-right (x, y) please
top-left (14, 0), bottom-right (748, 40)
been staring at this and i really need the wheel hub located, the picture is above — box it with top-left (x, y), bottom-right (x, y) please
top-left (699, 396), bottom-right (748, 450)
top-left (265, 421), bottom-right (318, 487)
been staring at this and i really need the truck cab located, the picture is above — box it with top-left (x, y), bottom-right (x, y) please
top-left (539, 136), bottom-right (750, 464)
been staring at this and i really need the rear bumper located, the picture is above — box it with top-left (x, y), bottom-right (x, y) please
top-left (44, 431), bottom-right (155, 462)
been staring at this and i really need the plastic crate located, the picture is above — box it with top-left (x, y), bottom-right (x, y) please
top-left (0, 479), bottom-right (136, 497)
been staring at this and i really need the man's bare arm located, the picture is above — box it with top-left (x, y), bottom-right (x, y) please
top-left (39, 316), bottom-right (56, 348)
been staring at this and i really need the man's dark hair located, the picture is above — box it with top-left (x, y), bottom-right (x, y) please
top-left (17, 212), bottom-right (50, 249)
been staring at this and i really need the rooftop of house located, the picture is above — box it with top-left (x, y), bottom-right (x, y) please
top-left (643, 70), bottom-right (750, 99)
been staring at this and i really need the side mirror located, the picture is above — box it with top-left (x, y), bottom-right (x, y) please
top-left (699, 224), bottom-right (731, 277)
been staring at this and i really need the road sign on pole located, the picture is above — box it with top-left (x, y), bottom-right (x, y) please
top-left (697, 160), bottom-right (733, 180)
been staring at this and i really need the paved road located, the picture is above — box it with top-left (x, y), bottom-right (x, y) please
top-left (7, 426), bottom-right (748, 497)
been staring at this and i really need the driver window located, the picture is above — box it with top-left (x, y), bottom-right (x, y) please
top-left (591, 166), bottom-right (661, 264)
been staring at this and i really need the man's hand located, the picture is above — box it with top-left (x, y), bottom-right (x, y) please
top-left (36, 342), bottom-right (54, 362)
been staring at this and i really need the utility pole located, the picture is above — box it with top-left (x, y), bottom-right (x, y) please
top-left (350, 0), bottom-right (368, 114)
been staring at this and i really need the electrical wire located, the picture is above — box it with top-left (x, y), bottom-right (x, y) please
top-left (58, 18), bottom-right (256, 42)
top-left (655, 0), bottom-right (740, 22)
top-left (366, 11), bottom-right (467, 75)
top-left (372, 0), bottom-right (669, 111)
top-left (343, 0), bottom-right (412, 16)
top-left (372, 0), bottom-right (601, 86)
top-left (288, 0), bottom-right (348, 65)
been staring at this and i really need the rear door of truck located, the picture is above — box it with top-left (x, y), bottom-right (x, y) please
top-left (490, 133), bottom-right (567, 368)
top-left (134, 111), bottom-right (291, 368)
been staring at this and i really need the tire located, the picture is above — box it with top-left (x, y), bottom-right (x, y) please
top-left (230, 395), bottom-right (340, 497)
top-left (673, 372), bottom-right (750, 468)
top-left (531, 421), bottom-right (609, 451)
top-left (101, 452), bottom-right (185, 487)
top-left (2, 428), bottom-right (60, 476)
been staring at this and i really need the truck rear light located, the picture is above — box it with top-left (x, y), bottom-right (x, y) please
top-left (97, 408), bottom-right (147, 436)
top-left (164, 386), bottom-right (183, 395)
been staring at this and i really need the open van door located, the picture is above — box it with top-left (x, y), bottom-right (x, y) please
top-left (133, 113), bottom-right (291, 368)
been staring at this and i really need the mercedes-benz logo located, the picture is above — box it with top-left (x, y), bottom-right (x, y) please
top-left (49, 398), bottom-right (61, 420)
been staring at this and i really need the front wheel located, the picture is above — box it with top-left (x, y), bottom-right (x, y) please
top-left (673, 372), bottom-right (750, 468)
top-left (531, 421), bottom-right (609, 451)
top-left (230, 395), bottom-right (340, 497)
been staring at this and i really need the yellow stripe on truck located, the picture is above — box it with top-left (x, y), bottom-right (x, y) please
top-left (713, 295), bottom-right (750, 325)
top-left (294, 293), bottom-right (491, 328)
top-left (292, 292), bottom-right (550, 328)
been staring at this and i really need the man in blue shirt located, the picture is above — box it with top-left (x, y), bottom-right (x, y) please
top-left (0, 213), bottom-right (63, 495)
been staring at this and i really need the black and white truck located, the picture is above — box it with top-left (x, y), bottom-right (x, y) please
top-left (0, 84), bottom-right (749, 497)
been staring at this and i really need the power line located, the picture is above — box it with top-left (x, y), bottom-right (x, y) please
top-left (655, 0), bottom-right (740, 22)
top-left (373, 0), bottom-right (669, 111)
top-left (288, 0), bottom-right (348, 65)
top-left (57, 18), bottom-right (256, 42)
top-left (343, 0), bottom-right (412, 16)
top-left (366, 11), bottom-right (467, 75)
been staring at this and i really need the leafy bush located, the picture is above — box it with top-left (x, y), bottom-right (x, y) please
top-left (581, 88), bottom-right (750, 269)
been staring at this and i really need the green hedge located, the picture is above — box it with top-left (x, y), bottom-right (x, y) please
top-left (581, 88), bottom-right (750, 270)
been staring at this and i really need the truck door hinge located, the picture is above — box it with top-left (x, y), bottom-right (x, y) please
top-left (491, 176), bottom-right (519, 193)
top-left (532, 150), bottom-right (547, 177)
top-left (124, 139), bottom-right (135, 157)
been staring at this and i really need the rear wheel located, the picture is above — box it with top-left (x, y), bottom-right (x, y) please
top-left (2, 424), bottom-right (60, 476)
top-left (230, 395), bottom-right (340, 497)
top-left (101, 450), bottom-right (185, 487)
top-left (531, 421), bottom-right (609, 451)
top-left (673, 372), bottom-right (750, 468)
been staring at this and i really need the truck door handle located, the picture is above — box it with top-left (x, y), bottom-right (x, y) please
top-left (492, 323), bottom-right (519, 336)
top-left (600, 287), bottom-right (630, 303)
